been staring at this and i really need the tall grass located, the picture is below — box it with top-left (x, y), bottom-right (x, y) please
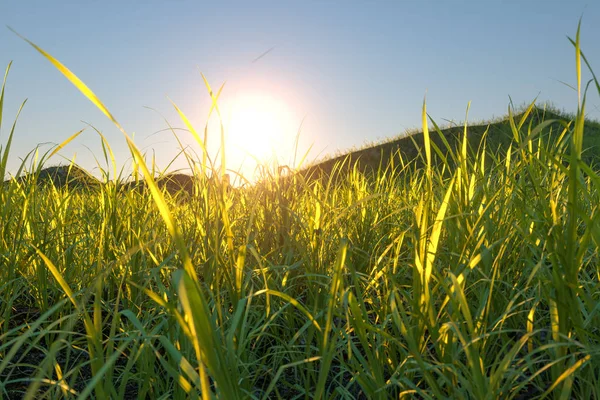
top-left (1, 22), bottom-right (600, 399)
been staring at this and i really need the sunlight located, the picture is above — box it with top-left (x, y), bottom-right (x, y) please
top-left (225, 92), bottom-right (298, 174)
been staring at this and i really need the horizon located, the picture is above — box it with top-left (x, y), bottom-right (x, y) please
top-left (1, 1), bottom-right (600, 180)
top-left (3, 102), bottom-right (592, 188)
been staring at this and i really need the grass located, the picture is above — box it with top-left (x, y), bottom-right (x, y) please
top-left (1, 21), bottom-right (600, 399)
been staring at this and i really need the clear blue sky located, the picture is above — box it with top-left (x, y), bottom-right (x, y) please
top-left (1, 0), bottom-right (599, 180)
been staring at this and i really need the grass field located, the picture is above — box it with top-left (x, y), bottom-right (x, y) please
top-left (1, 24), bottom-right (600, 399)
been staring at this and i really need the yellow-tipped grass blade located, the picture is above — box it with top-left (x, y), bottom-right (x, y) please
top-left (426, 171), bottom-right (457, 281)
top-left (11, 28), bottom-right (119, 126)
top-left (168, 98), bottom-right (208, 159)
top-left (49, 128), bottom-right (85, 158)
top-left (422, 95), bottom-right (431, 176)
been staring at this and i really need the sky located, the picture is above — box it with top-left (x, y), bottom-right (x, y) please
top-left (1, 0), bottom-right (599, 181)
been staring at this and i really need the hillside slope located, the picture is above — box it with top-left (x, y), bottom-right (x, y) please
top-left (301, 106), bottom-right (600, 179)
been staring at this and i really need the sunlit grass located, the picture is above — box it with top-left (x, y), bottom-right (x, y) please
top-left (1, 21), bottom-right (600, 399)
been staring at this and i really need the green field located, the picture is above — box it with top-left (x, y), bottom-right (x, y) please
top-left (1, 27), bottom-right (600, 399)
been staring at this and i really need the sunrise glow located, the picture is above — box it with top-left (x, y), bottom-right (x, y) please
top-left (225, 92), bottom-right (299, 174)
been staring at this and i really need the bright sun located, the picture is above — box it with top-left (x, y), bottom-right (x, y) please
top-left (225, 92), bottom-right (298, 174)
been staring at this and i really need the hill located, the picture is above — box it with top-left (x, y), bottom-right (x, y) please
top-left (300, 106), bottom-right (600, 179)
top-left (3, 164), bottom-right (101, 189)
top-left (121, 173), bottom-right (197, 194)
top-left (4, 166), bottom-right (222, 195)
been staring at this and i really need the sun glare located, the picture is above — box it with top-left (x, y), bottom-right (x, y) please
top-left (225, 92), bottom-right (298, 175)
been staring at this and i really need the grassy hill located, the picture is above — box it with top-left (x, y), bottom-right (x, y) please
top-left (301, 105), bottom-right (600, 179)
top-left (6, 166), bottom-right (201, 195)
top-left (3, 164), bottom-right (101, 189)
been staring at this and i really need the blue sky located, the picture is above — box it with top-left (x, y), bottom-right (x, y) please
top-left (1, 1), bottom-right (599, 180)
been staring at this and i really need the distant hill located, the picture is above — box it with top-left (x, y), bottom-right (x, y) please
top-left (3, 164), bottom-right (101, 189)
top-left (3, 166), bottom-right (228, 196)
top-left (122, 173), bottom-right (198, 194)
top-left (300, 106), bottom-right (600, 179)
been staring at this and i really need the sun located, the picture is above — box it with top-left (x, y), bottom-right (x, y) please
top-left (225, 92), bottom-right (298, 175)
